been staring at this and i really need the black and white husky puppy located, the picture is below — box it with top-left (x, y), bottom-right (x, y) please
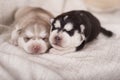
top-left (49, 10), bottom-right (113, 53)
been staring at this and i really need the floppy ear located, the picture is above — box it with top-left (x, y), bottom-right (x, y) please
top-left (10, 25), bottom-right (22, 46)
top-left (80, 24), bottom-right (85, 34)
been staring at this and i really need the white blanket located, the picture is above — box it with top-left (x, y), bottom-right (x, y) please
top-left (0, 23), bottom-right (120, 80)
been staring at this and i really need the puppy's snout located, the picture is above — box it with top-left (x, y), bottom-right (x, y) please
top-left (53, 36), bottom-right (63, 46)
top-left (55, 36), bottom-right (62, 42)
top-left (32, 45), bottom-right (41, 53)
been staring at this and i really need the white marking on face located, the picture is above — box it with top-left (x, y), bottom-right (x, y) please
top-left (54, 20), bottom-right (61, 28)
top-left (50, 18), bottom-right (54, 23)
top-left (39, 31), bottom-right (47, 38)
top-left (34, 24), bottom-right (38, 36)
top-left (81, 33), bottom-right (86, 41)
top-left (64, 23), bottom-right (73, 31)
top-left (64, 15), bottom-right (68, 20)
top-left (80, 24), bottom-right (85, 33)
top-left (71, 31), bottom-right (83, 47)
top-left (25, 31), bottom-right (34, 37)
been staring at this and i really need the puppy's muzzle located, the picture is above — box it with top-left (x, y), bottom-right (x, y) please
top-left (54, 36), bottom-right (62, 46)
top-left (31, 45), bottom-right (41, 53)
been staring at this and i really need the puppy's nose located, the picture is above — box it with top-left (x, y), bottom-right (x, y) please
top-left (55, 36), bottom-right (61, 42)
top-left (32, 45), bottom-right (40, 53)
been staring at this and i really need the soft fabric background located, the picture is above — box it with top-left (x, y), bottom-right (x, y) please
top-left (0, 0), bottom-right (120, 80)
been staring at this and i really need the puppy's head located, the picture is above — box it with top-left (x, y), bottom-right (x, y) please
top-left (11, 19), bottom-right (50, 54)
top-left (49, 15), bottom-right (86, 50)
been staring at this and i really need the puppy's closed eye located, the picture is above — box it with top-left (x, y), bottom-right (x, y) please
top-left (42, 37), bottom-right (48, 42)
top-left (24, 37), bottom-right (31, 42)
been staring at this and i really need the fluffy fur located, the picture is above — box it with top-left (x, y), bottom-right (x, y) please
top-left (49, 10), bottom-right (113, 53)
top-left (10, 7), bottom-right (54, 54)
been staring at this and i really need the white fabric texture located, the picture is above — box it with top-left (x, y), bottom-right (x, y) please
top-left (0, 0), bottom-right (120, 80)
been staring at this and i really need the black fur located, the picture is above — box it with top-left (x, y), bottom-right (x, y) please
top-left (51, 10), bottom-right (113, 51)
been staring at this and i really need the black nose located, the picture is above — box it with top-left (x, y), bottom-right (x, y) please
top-left (55, 36), bottom-right (61, 42)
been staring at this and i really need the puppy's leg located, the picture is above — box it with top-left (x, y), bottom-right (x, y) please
top-left (10, 25), bottom-right (22, 46)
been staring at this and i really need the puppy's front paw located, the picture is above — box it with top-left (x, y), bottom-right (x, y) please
top-left (49, 48), bottom-right (62, 54)
top-left (9, 40), bottom-right (18, 46)
top-left (49, 48), bottom-right (57, 53)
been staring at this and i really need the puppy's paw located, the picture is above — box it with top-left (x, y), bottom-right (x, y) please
top-left (9, 40), bottom-right (18, 46)
top-left (49, 48), bottom-right (63, 54)
top-left (49, 48), bottom-right (76, 54)
top-left (49, 48), bottom-right (58, 53)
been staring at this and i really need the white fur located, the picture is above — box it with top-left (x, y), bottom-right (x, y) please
top-left (11, 25), bottom-right (49, 54)
top-left (50, 18), bottom-right (54, 23)
top-left (20, 25), bottom-right (49, 54)
top-left (25, 31), bottom-right (34, 38)
top-left (49, 30), bottom-right (58, 47)
top-left (64, 23), bottom-right (73, 31)
top-left (80, 24), bottom-right (85, 33)
top-left (10, 7), bottom-right (53, 54)
top-left (64, 15), bottom-right (68, 20)
top-left (54, 20), bottom-right (61, 28)
top-left (39, 31), bottom-right (47, 38)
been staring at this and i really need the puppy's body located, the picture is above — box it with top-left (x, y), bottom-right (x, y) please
top-left (49, 10), bottom-right (113, 53)
top-left (10, 7), bottom-right (53, 54)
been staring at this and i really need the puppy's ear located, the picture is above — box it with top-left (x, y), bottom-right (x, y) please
top-left (80, 24), bottom-right (85, 34)
top-left (10, 25), bottom-right (22, 46)
top-left (50, 18), bottom-right (54, 31)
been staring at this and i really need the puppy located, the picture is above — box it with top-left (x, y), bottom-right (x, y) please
top-left (10, 7), bottom-right (54, 54)
top-left (49, 10), bottom-right (113, 54)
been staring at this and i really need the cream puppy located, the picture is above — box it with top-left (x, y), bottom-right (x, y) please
top-left (10, 7), bottom-right (53, 54)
